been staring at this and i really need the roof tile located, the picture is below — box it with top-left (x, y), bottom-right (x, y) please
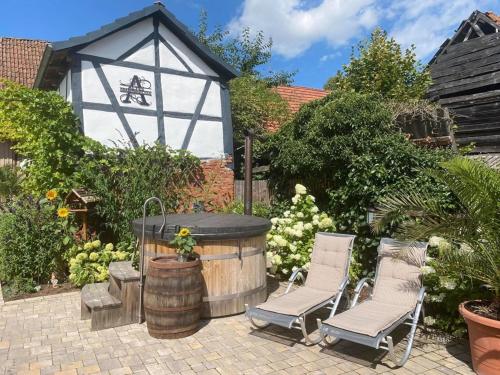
top-left (0, 37), bottom-right (48, 87)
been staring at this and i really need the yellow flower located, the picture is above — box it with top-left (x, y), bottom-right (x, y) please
top-left (57, 207), bottom-right (70, 218)
top-left (46, 189), bottom-right (58, 201)
top-left (178, 227), bottom-right (190, 237)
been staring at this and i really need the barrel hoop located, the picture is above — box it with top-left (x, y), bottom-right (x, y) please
top-left (145, 303), bottom-right (201, 313)
top-left (145, 287), bottom-right (202, 296)
top-left (144, 247), bottom-right (264, 261)
top-left (146, 270), bottom-right (200, 279)
top-left (149, 256), bottom-right (201, 269)
top-left (202, 285), bottom-right (266, 302)
top-left (147, 321), bottom-right (198, 334)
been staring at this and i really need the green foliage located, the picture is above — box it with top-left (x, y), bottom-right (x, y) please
top-left (223, 200), bottom-right (271, 218)
top-left (67, 240), bottom-right (130, 287)
top-left (267, 184), bottom-right (338, 277)
top-left (0, 194), bottom-right (76, 287)
top-left (324, 29), bottom-right (431, 100)
top-left (194, 10), bottom-right (295, 85)
top-left (0, 166), bottom-right (22, 200)
top-left (169, 228), bottom-right (197, 258)
top-left (75, 142), bottom-right (200, 245)
top-left (0, 81), bottom-right (84, 195)
top-left (374, 157), bottom-right (500, 305)
top-left (269, 91), bottom-right (455, 275)
top-left (230, 76), bottom-right (290, 146)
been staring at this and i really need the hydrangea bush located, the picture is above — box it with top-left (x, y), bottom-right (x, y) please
top-left (267, 184), bottom-right (335, 276)
top-left (421, 236), bottom-right (485, 336)
top-left (67, 240), bottom-right (131, 287)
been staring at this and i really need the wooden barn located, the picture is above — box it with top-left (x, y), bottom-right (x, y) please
top-left (428, 10), bottom-right (500, 154)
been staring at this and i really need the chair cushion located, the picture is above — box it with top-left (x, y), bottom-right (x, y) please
top-left (322, 301), bottom-right (412, 337)
top-left (256, 287), bottom-right (335, 317)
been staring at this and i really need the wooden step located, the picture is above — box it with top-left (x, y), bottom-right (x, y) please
top-left (109, 261), bottom-right (139, 281)
top-left (81, 282), bottom-right (122, 331)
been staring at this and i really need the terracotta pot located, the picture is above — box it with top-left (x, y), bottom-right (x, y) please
top-left (459, 301), bottom-right (500, 375)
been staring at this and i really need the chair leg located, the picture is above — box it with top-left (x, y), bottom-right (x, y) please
top-left (316, 318), bottom-right (340, 346)
top-left (298, 316), bottom-right (322, 345)
top-left (386, 314), bottom-right (421, 367)
top-left (245, 304), bottom-right (270, 329)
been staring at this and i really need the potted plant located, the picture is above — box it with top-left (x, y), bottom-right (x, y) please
top-left (373, 157), bottom-right (500, 375)
top-left (170, 227), bottom-right (197, 262)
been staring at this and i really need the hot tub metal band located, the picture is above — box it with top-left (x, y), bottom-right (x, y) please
top-left (143, 247), bottom-right (265, 261)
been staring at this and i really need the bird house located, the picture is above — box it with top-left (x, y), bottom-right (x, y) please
top-left (65, 188), bottom-right (99, 240)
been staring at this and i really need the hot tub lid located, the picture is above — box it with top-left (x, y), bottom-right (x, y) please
top-left (132, 213), bottom-right (271, 240)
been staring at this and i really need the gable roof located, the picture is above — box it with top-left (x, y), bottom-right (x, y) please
top-left (0, 37), bottom-right (48, 87)
top-left (36, 2), bottom-right (238, 89)
top-left (266, 86), bottom-right (329, 132)
top-left (275, 86), bottom-right (329, 113)
top-left (429, 10), bottom-right (500, 65)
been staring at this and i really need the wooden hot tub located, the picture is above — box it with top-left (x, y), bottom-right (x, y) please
top-left (132, 213), bottom-right (271, 318)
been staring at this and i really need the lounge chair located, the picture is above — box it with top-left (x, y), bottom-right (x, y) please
top-left (245, 232), bottom-right (356, 344)
top-left (317, 238), bottom-right (428, 367)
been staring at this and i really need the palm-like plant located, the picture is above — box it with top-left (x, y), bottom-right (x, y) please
top-left (372, 157), bottom-right (500, 313)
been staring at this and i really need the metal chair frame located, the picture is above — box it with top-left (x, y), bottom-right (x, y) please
top-left (245, 232), bottom-right (356, 345)
top-left (317, 238), bottom-right (428, 367)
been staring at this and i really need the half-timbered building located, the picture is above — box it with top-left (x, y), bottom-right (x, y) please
top-left (34, 2), bottom-right (238, 159)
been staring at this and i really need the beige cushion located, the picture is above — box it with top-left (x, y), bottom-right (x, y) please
top-left (372, 240), bottom-right (427, 309)
top-left (305, 233), bottom-right (354, 293)
top-left (323, 301), bottom-right (412, 337)
top-left (256, 287), bottom-right (335, 316)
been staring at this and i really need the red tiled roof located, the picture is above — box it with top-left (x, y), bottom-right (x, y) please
top-left (0, 37), bottom-right (47, 88)
top-left (275, 85), bottom-right (329, 113)
top-left (266, 85), bottom-right (329, 132)
top-left (485, 11), bottom-right (500, 25)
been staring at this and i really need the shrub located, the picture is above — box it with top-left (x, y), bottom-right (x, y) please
top-left (67, 240), bottom-right (131, 287)
top-left (266, 184), bottom-right (339, 277)
top-left (0, 192), bottom-right (76, 288)
top-left (269, 91), bottom-right (455, 276)
top-left (0, 81), bottom-right (84, 195)
top-left (75, 141), bottom-right (201, 245)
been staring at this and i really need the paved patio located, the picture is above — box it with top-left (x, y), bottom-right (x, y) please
top-left (0, 286), bottom-right (474, 375)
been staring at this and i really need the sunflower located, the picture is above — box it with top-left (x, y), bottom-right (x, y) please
top-left (46, 189), bottom-right (58, 201)
top-left (57, 207), bottom-right (70, 218)
top-left (178, 227), bottom-right (190, 237)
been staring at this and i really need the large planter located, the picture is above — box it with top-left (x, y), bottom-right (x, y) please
top-left (459, 301), bottom-right (500, 375)
top-left (144, 256), bottom-right (202, 339)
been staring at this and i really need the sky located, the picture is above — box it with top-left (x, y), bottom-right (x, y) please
top-left (1, 0), bottom-right (500, 88)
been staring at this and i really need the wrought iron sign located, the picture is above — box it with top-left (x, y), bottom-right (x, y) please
top-left (119, 75), bottom-right (152, 106)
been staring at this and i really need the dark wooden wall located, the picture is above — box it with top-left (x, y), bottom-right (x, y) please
top-left (429, 32), bottom-right (500, 153)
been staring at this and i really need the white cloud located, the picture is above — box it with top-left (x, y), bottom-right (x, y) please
top-left (228, 0), bottom-right (379, 58)
top-left (229, 0), bottom-right (500, 61)
top-left (319, 51), bottom-right (341, 62)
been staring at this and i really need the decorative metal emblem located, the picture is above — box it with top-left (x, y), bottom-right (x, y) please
top-left (119, 75), bottom-right (152, 106)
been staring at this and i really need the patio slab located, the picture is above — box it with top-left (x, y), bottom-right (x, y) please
top-left (0, 285), bottom-right (474, 375)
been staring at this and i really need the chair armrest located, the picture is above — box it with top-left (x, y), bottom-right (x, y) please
top-left (351, 277), bottom-right (374, 307)
top-left (338, 276), bottom-right (349, 293)
top-left (285, 268), bottom-right (305, 294)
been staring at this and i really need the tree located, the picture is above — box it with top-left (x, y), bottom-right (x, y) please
top-left (373, 157), bottom-right (500, 315)
top-left (194, 10), bottom-right (295, 86)
top-left (324, 28), bottom-right (431, 100)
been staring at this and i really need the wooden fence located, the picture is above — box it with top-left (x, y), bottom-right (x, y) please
top-left (234, 180), bottom-right (271, 204)
top-left (0, 142), bottom-right (18, 168)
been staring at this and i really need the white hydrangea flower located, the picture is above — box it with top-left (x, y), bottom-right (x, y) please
top-left (272, 254), bottom-right (282, 265)
top-left (421, 265), bottom-right (435, 275)
top-left (424, 316), bottom-right (436, 326)
top-left (428, 236), bottom-right (444, 247)
top-left (307, 195), bottom-right (315, 202)
top-left (273, 235), bottom-right (288, 247)
top-left (284, 211), bottom-right (290, 218)
top-left (319, 217), bottom-right (333, 229)
top-left (430, 293), bottom-right (445, 302)
top-left (266, 233), bottom-right (273, 240)
top-left (304, 223), bottom-right (313, 230)
top-left (270, 217), bottom-right (279, 225)
top-left (294, 230), bottom-right (303, 238)
top-left (295, 184), bottom-right (307, 195)
top-left (291, 194), bottom-right (300, 204)
top-left (289, 243), bottom-right (297, 252)
top-left (303, 262), bottom-right (311, 270)
top-left (268, 240), bottom-right (277, 248)
top-left (310, 206), bottom-right (319, 213)
top-left (440, 278), bottom-right (457, 290)
top-left (313, 214), bottom-right (319, 221)
top-left (281, 268), bottom-right (289, 274)
top-left (296, 212), bottom-right (304, 218)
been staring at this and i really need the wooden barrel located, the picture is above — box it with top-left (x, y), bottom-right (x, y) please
top-left (144, 256), bottom-right (202, 339)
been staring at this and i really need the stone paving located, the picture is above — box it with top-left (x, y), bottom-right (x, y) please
top-left (0, 289), bottom-right (474, 375)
